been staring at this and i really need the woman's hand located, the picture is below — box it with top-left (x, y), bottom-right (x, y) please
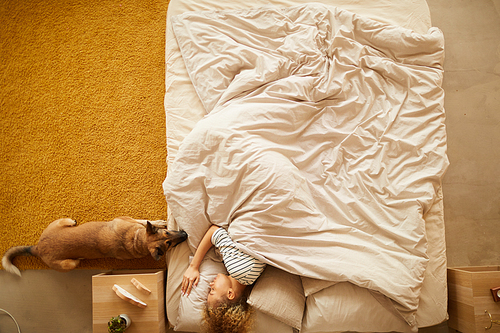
top-left (182, 265), bottom-right (200, 296)
top-left (180, 225), bottom-right (220, 297)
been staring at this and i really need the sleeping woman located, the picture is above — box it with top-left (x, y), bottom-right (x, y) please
top-left (181, 225), bottom-right (266, 333)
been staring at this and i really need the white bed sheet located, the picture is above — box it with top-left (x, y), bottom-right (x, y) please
top-left (164, 0), bottom-right (448, 331)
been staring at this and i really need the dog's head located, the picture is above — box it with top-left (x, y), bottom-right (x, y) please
top-left (145, 221), bottom-right (188, 260)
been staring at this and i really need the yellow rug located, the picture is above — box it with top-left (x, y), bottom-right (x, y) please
top-left (0, 0), bottom-right (171, 272)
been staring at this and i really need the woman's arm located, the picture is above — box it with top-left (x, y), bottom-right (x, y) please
top-left (181, 224), bottom-right (220, 296)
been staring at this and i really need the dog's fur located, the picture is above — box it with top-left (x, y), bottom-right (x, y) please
top-left (2, 216), bottom-right (187, 277)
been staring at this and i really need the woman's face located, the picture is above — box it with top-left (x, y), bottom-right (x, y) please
top-left (207, 273), bottom-right (232, 307)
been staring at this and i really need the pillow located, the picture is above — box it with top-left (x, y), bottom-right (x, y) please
top-left (166, 243), bottom-right (226, 331)
top-left (252, 309), bottom-right (295, 333)
top-left (176, 252), bottom-right (227, 332)
top-left (301, 282), bottom-right (413, 333)
top-left (300, 276), bottom-right (336, 297)
top-left (165, 241), bottom-right (191, 329)
top-left (247, 266), bottom-right (305, 330)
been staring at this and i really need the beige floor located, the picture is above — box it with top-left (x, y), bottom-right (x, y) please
top-left (431, 0), bottom-right (500, 268)
top-left (1, 1), bottom-right (499, 332)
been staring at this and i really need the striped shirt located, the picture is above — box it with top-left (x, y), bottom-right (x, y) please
top-left (211, 228), bottom-right (266, 285)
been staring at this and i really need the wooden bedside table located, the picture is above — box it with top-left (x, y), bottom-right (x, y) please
top-left (448, 266), bottom-right (500, 333)
top-left (92, 270), bottom-right (165, 333)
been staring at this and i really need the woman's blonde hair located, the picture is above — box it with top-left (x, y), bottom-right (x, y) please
top-left (202, 300), bottom-right (254, 333)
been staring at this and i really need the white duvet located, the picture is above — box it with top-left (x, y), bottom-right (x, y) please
top-left (163, 4), bottom-right (448, 327)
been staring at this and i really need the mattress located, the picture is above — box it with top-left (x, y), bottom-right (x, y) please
top-left (163, 0), bottom-right (448, 332)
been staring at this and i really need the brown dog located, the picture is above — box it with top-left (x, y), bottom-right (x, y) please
top-left (2, 216), bottom-right (187, 276)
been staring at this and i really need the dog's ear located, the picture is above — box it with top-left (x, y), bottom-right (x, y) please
top-left (152, 245), bottom-right (165, 261)
top-left (146, 221), bottom-right (159, 235)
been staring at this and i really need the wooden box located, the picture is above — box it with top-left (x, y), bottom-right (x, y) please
top-left (448, 266), bottom-right (500, 333)
top-left (92, 270), bottom-right (165, 333)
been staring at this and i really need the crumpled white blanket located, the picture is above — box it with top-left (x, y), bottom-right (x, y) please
top-left (164, 3), bottom-right (448, 327)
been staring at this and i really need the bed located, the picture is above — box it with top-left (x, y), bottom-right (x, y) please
top-left (161, 0), bottom-right (449, 332)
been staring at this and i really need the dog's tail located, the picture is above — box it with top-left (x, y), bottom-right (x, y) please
top-left (2, 246), bottom-right (36, 277)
